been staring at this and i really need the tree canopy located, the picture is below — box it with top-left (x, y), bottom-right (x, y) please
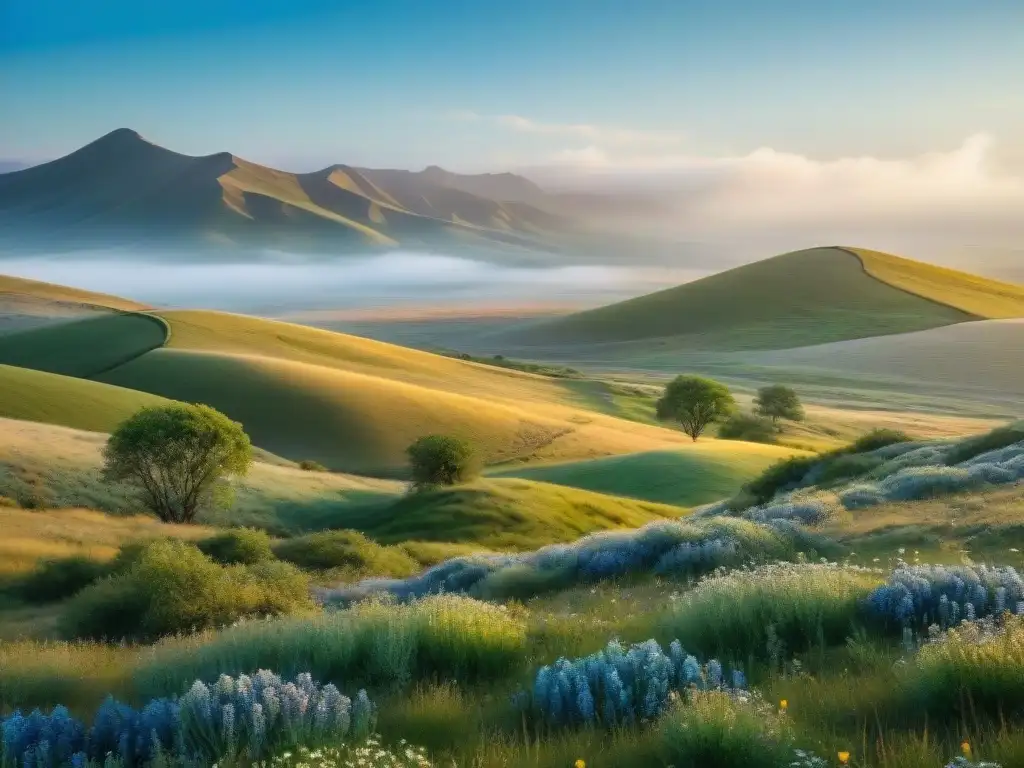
top-left (406, 434), bottom-right (479, 489)
top-left (754, 384), bottom-right (805, 425)
top-left (655, 375), bottom-right (736, 441)
top-left (103, 403), bottom-right (252, 523)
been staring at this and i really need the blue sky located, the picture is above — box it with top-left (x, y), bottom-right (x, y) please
top-left (1, 0), bottom-right (1022, 171)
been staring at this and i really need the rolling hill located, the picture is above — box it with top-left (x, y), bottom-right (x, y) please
top-left (490, 442), bottom-right (805, 507)
top-left (0, 306), bottom-right (711, 475)
top-left (514, 247), bottom-right (1024, 351)
top-left (0, 129), bottom-right (569, 255)
top-left (0, 273), bottom-right (148, 336)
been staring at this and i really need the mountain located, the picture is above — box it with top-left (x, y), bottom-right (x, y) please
top-left (0, 129), bottom-right (573, 256)
top-left (512, 246), bottom-right (1024, 351)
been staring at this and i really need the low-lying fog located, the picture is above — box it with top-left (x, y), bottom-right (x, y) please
top-left (1, 251), bottom-right (707, 315)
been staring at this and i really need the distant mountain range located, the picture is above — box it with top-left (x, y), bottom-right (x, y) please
top-left (0, 129), bottom-right (586, 256)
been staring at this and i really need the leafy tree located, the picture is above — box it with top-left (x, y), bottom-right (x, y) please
top-left (103, 404), bottom-right (252, 524)
top-left (406, 434), bottom-right (478, 489)
top-left (718, 412), bottom-right (778, 444)
top-left (754, 384), bottom-right (805, 426)
top-left (656, 375), bottom-right (736, 441)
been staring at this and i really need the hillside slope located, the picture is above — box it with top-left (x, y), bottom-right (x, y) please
top-left (517, 247), bottom-right (1024, 351)
top-left (0, 273), bottom-right (148, 335)
top-left (0, 129), bottom-right (565, 254)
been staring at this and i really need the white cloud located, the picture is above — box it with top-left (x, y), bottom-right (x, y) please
top-left (449, 110), bottom-right (685, 147)
top-left (528, 133), bottom-right (1024, 244)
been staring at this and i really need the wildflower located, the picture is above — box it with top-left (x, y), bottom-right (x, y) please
top-left (961, 741), bottom-right (972, 757)
top-left (575, 761), bottom-right (586, 768)
top-left (779, 699), bottom-right (788, 712)
top-left (838, 752), bottom-right (850, 765)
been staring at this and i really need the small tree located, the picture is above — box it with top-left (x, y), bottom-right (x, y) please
top-left (406, 434), bottom-right (478, 489)
top-left (754, 385), bottom-right (804, 427)
top-left (656, 375), bottom-right (736, 441)
top-left (103, 404), bottom-right (252, 524)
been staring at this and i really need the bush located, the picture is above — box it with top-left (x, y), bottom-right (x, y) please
top-left (717, 413), bottom-right (778, 444)
top-left (134, 594), bottom-right (527, 698)
top-left (739, 456), bottom-right (818, 506)
top-left (406, 435), bottom-right (479, 489)
top-left (527, 638), bottom-right (744, 728)
top-left (656, 692), bottom-right (796, 768)
top-left (946, 423), bottom-right (1024, 465)
top-left (744, 492), bottom-right (843, 526)
top-left (60, 540), bottom-right (312, 641)
top-left (661, 563), bottom-right (882, 665)
top-left (298, 459), bottom-right (328, 472)
top-left (817, 453), bottom-right (883, 484)
top-left (272, 530), bottom-right (419, 578)
top-left (16, 556), bottom-right (110, 603)
top-left (197, 528), bottom-right (275, 565)
top-left (849, 428), bottom-right (912, 454)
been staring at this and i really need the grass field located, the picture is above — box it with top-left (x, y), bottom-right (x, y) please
top-left (512, 247), bottom-right (1024, 352)
top-left (0, 365), bottom-right (171, 434)
top-left (0, 417), bottom-right (401, 530)
top-left (0, 273), bottom-right (147, 313)
top-left (0, 312), bottom-right (167, 377)
top-left (490, 441), bottom-right (803, 507)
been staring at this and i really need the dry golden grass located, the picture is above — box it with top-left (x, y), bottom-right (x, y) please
top-left (852, 246), bottom-right (1024, 318)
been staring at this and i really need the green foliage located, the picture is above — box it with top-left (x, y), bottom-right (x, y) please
top-left (754, 384), bottom-right (805, 424)
top-left (660, 563), bottom-right (881, 666)
top-left (103, 403), bottom-right (253, 523)
top-left (134, 595), bottom-right (527, 698)
top-left (946, 422), bottom-right (1024, 465)
top-left (817, 453), bottom-right (883, 484)
top-left (656, 693), bottom-right (795, 768)
top-left (848, 428), bottom-right (912, 454)
top-left (197, 528), bottom-right (275, 565)
top-left (298, 459), bottom-right (328, 472)
top-left (444, 351), bottom-right (582, 378)
top-left (272, 530), bottom-right (419, 578)
top-left (739, 455), bottom-right (819, 505)
top-left (59, 539), bottom-right (311, 641)
top-left (15, 555), bottom-right (110, 603)
top-left (406, 435), bottom-right (479, 489)
top-left (656, 375), bottom-right (736, 441)
top-left (717, 413), bottom-right (778, 444)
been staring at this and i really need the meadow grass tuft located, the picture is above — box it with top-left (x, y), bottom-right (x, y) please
top-left (133, 594), bottom-right (528, 699)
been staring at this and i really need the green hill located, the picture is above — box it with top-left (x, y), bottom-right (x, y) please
top-left (0, 273), bottom-right (148, 336)
top-left (518, 247), bottom-right (1024, 351)
top-left (0, 307), bottom-right (703, 475)
top-left (490, 441), bottom-right (806, 507)
top-left (0, 129), bottom-right (566, 254)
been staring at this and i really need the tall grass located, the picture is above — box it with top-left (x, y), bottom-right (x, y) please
top-left (661, 563), bottom-right (883, 666)
top-left (134, 595), bottom-right (528, 699)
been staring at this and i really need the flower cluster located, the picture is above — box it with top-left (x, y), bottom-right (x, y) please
top-left (180, 671), bottom-right (375, 763)
top-left (866, 564), bottom-right (1024, 629)
top-left (323, 517), bottom-right (817, 605)
top-left (0, 672), bottom-right (374, 768)
top-left (789, 748), bottom-right (829, 767)
top-left (260, 737), bottom-right (431, 768)
top-left (527, 638), bottom-right (744, 728)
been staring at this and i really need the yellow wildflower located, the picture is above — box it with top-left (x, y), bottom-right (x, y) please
top-left (838, 752), bottom-right (850, 765)
top-left (779, 699), bottom-right (788, 712)
top-left (961, 741), bottom-right (972, 757)
top-left (574, 761), bottom-right (586, 768)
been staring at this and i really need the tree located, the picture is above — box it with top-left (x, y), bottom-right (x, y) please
top-left (754, 384), bottom-right (804, 427)
top-left (103, 404), bottom-right (252, 524)
top-left (406, 434), bottom-right (478, 489)
top-left (656, 375), bottom-right (736, 441)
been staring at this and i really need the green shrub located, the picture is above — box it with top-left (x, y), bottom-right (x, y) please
top-left (59, 539), bottom-right (312, 641)
top-left (946, 422), bottom-right (1024, 465)
top-left (198, 528), bottom-right (276, 565)
top-left (660, 563), bottom-right (881, 666)
top-left (272, 530), bottom-right (419, 578)
top-left (16, 555), bottom-right (111, 603)
top-left (911, 614), bottom-right (1024, 720)
top-left (739, 455), bottom-right (818, 505)
top-left (406, 435), bottom-right (479, 489)
top-left (848, 428), bottom-right (912, 454)
top-left (718, 413), bottom-right (778, 444)
top-left (817, 453), bottom-right (883, 484)
top-left (298, 459), bottom-right (328, 472)
top-left (657, 692), bottom-right (795, 768)
top-left (134, 594), bottom-right (528, 698)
